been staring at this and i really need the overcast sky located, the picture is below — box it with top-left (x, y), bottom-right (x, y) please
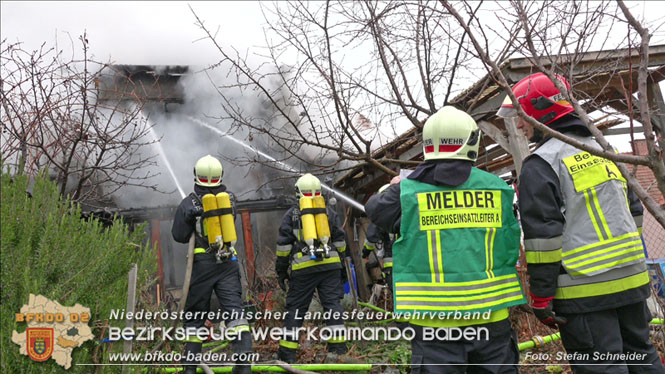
top-left (2, 1), bottom-right (664, 154)
top-left (1, 1), bottom-right (268, 65)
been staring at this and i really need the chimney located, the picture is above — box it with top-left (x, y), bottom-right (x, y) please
top-left (632, 139), bottom-right (648, 156)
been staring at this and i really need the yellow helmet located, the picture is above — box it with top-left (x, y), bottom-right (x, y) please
top-left (194, 155), bottom-right (223, 187)
top-left (422, 106), bottom-right (480, 162)
top-left (295, 173), bottom-right (322, 198)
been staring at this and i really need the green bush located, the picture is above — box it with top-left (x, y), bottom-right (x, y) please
top-left (1, 172), bottom-right (156, 373)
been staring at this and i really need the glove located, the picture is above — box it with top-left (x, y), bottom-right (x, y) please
top-left (185, 201), bottom-right (203, 223)
top-left (340, 268), bottom-right (348, 285)
top-left (531, 294), bottom-right (567, 328)
top-left (278, 272), bottom-right (289, 291)
top-left (362, 248), bottom-right (372, 259)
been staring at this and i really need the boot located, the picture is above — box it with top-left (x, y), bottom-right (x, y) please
top-left (277, 346), bottom-right (297, 364)
top-left (232, 331), bottom-right (253, 374)
top-left (327, 342), bottom-right (347, 355)
top-left (181, 341), bottom-right (202, 374)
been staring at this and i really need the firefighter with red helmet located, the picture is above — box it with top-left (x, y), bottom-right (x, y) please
top-left (172, 155), bottom-right (252, 374)
top-left (499, 73), bottom-right (663, 373)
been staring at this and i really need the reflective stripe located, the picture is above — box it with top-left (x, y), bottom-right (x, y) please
top-left (584, 189), bottom-right (605, 241)
top-left (427, 230), bottom-right (443, 283)
top-left (525, 248), bottom-right (562, 263)
top-left (397, 273), bottom-right (518, 289)
top-left (194, 248), bottom-right (207, 254)
top-left (396, 288), bottom-right (524, 311)
top-left (591, 187), bottom-right (612, 239)
top-left (276, 244), bottom-right (292, 257)
top-left (383, 257), bottom-right (393, 268)
top-left (524, 236), bottom-right (563, 252)
top-left (183, 337), bottom-right (203, 343)
top-left (396, 280), bottom-right (521, 296)
top-left (333, 241), bottom-right (346, 252)
top-left (291, 251), bottom-right (340, 270)
top-left (227, 319), bottom-right (250, 334)
top-left (564, 232), bottom-right (640, 259)
top-left (279, 340), bottom-right (298, 349)
top-left (556, 268), bottom-right (649, 299)
top-left (562, 233), bottom-right (644, 276)
top-left (408, 308), bottom-right (509, 328)
top-left (364, 242), bottom-right (376, 250)
top-left (485, 228), bottom-right (496, 278)
top-left (327, 324), bottom-right (346, 342)
top-left (634, 215), bottom-right (643, 228)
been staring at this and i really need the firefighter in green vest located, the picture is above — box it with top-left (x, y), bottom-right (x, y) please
top-left (366, 106), bottom-right (526, 373)
top-left (499, 72), bottom-right (663, 373)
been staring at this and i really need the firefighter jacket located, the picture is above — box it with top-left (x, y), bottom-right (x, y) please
top-left (364, 223), bottom-right (394, 269)
top-left (172, 184), bottom-right (237, 254)
top-left (519, 117), bottom-right (648, 314)
top-left (275, 202), bottom-right (348, 276)
top-left (366, 160), bottom-right (525, 327)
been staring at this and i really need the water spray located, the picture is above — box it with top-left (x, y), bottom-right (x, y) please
top-left (186, 116), bottom-right (365, 212)
top-left (136, 106), bottom-right (186, 199)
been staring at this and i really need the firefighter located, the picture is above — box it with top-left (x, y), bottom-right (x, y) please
top-left (498, 72), bottom-right (663, 374)
top-left (275, 173), bottom-right (349, 363)
top-left (172, 155), bottom-right (252, 374)
top-left (366, 106), bottom-right (526, 373)
top-left (363, 185), bottom-right (394, 288)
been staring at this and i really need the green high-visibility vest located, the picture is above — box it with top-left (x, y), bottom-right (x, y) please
top-left (393, 168), bottom-right (526, 316)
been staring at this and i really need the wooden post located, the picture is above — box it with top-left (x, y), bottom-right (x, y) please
top-left (504, 117), bottom-right (531, 176)
top-left (151, 219), bottom-right (165, 301)
top-left (240, 210), bottom-right (255, 287)
top-left (345, 218), bottom-right (370, 301)
top-left (122, 264), bottom-right (138, 374)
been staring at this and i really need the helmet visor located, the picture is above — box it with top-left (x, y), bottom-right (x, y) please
top-left (497, 96), bottom-right (518, 118)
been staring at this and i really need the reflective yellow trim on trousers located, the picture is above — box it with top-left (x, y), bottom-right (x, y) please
top-left (563, 232), bottom-right (640, 257)
top-left (383, 262), bottom-right (393, 268)
top-left (328, 337), bottom-right (346, 343)
top-left (555, 270), bottom-right (649, 299)
top-left (409, 308), bottom-right (509, 327)
top-left (584, 189), bottom-right (604, 241)
top-left (291, 255), bottom-right (341, 270)
top-left (526, 249), bottom-right (562, 263)
top-left (279, 340), bottom-right (298, 349)
top-left (227, 325), bottom-right (251, 334)
top-left (194, 248), bottom-right (207, 254)
top-left (183, 337), bottom-right (203, 343)
top-left (276, 251), bottom-right (291, 257)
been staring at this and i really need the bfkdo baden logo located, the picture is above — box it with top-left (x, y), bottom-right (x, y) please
top-left (12, 294), bottom-right (95, 369)
top-left (26, 328), bottom-right (54, 362)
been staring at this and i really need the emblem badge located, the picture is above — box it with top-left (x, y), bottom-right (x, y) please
top-left (27, 328), bottom-right (54, 362)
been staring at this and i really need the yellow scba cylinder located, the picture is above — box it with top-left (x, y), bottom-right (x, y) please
top-left (202, 194), bottom-right (222, 245)
top-left (216, 192), bottom-right (237, 244)
top-left (313, 196), bottom-right (330, 243)
top-left (300, 196), bottom-right (318, 245)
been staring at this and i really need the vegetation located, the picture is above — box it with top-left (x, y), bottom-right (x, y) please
top-left (1, 171), bottom-right (156, 373)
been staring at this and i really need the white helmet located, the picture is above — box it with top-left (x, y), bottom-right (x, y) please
top-left (422, 106), bottom-right (480, 162)
top-left (194, 155), bottom-right (223, 187)
top-left (295, 173), bottom-right (322, 198)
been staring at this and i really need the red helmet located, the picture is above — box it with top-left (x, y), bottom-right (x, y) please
top-left (497, 72), bottom-right (574, 125)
